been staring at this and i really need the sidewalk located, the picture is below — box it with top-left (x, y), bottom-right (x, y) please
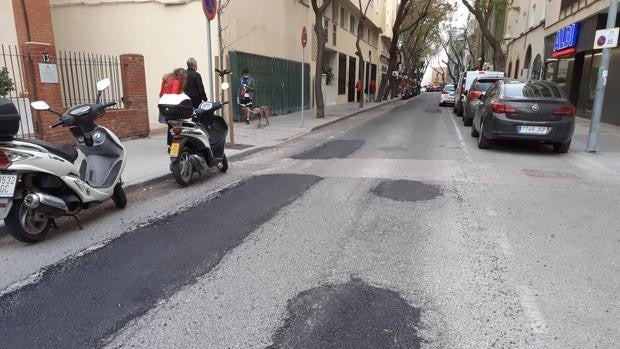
top-left (123, 99), bottom-right (400, 188)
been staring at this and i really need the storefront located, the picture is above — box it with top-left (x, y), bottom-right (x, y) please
top-left (544, 11), bottom-right (620, 125)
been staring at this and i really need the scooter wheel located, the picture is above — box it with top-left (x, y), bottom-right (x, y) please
top-left (217, 154), bottom-right (228, 173)
top-left (173, 147), bottom-right (194, 187)
top-left (5, 199), bottom-right (51, 243)
top-left (112, 183), bottom-right (127, 209)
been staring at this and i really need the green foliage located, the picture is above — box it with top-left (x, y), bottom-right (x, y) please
top-left (0, 67), bottom-right (15, 98)
top-left (322, 65), bottom-right (334, 85)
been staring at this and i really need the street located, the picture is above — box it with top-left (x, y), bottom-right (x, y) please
top-left (0, 93), bottom-right (619, 348)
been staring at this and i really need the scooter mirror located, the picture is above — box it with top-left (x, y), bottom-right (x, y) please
top-left (221, 82), bottom-right (230, 91)
top-left (96, 78), bottom-right (111, 92)
top-left (31, 101), bottom-right (50, 111)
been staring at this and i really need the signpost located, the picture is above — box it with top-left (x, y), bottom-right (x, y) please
top-left (203, 0), bottom-right (217, 101)
top-left (587, 0), bottom-right (618, 152)
top-left (301, 26), bottom-right (307, 127)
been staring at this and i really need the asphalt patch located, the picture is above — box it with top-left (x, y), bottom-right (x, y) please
top-left (0, 174), bottom-right (322, 349)
top-left (268, 278), bottom-right (422, 349)
top-left (372, 180), bottom-right (441, 202)
top-left (292, 140), bottom-right (364, 160)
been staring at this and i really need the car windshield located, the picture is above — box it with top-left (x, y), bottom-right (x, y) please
top-left (504, 82), bottom-right (563, 99)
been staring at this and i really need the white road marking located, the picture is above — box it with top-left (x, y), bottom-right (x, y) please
top-left (448, 113), bottom-right (473, 163)
top-left (518, 286), bottom-right (549, 334)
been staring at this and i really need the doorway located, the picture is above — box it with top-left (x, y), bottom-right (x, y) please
top-left (348, 56), bottom-right (356, 102)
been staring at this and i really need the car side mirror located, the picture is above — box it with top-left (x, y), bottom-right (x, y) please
top-left (31, 101), bottom-right (50, 111)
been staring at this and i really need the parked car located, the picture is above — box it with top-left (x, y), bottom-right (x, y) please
top-left (439, 84), bottom-right (456, 106)
top-left (471, 80), bottom-right (575, 153)
top-left (454, 70), bottom-right (504, 116)
top-left (462, 76), bottom-right (504, 126)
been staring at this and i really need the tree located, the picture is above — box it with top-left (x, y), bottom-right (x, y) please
top-left (355, 0), bottom-right (372, 108)
top-left (461, 0), bottom-right (506, 71)
top-left (311, 0), bottom-right (333, 118)
top-left (0, 67), bottom-right (14, 98)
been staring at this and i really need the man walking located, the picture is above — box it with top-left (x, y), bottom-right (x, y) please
top-left (184, 57), bottom-right (208, 108)
top-left (239, 68), bottom-right (255, 124)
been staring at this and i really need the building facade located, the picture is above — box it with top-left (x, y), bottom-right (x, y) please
top-left (49, 0), bottom-right (396, 126)
top-left (503, 0), bottom-right (547, 80)
top-left (543, 0), bottom-right (620, 125)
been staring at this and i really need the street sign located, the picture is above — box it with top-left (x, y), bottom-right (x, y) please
top-left (301, 26), bottom-right (308, 48)
top-left (593, 27), bottom-right (619, 49)
top-left (202, 0), bottom-right (217, 21)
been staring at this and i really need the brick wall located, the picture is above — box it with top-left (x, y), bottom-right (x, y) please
top-left (12, 0), bottom-right (55, 46)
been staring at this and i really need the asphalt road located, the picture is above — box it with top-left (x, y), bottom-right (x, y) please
top-left (0, 93), bottom-right (618, 348)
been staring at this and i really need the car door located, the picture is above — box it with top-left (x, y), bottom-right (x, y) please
top-left (475, 82), bottom-right (500, 131)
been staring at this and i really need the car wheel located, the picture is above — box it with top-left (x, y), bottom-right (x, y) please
top-left (478, 120), bottom-right (491, 149)
top-left (553, 140), bottom-right (571, 154)
top-left (471, 122), bottom-right (479, 137)
top-left (456, 103), bottom-right (464, 117)
top-left (463, 116), bottom-right (473, 126)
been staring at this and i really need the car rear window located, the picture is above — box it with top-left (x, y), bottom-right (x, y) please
top-left (504, 82), bottom-right (563, 99)
top-left (475, 79), bottom-right (501, 91)
top-left (444, 85), bottom-right (455, 91)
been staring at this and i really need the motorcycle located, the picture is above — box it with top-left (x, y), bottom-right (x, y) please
top-left (0, 78), bottom-right (127, 242)
top-left (158, 83), bottom-right (230, 187)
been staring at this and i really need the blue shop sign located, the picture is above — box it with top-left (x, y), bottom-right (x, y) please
top-left (553, 24), bottom-right (580, 52)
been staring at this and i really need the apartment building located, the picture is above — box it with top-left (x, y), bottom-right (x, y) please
top-left (503, 0), bottom-right (547, 80)
top-left (48, 0), bottom-right (396, 125)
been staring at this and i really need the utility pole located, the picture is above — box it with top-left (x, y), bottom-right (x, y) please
top-left (586, 0), bottom-right (618, 152)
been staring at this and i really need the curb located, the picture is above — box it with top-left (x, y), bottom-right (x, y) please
top-left (309, 98), bottom-right (405, 132)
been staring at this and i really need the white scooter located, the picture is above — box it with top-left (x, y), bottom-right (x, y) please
top-left (0, 79), bottom-right (127, 242)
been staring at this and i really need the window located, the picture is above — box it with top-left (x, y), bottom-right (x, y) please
top-left (340, 8), bottom-right (346, 29)
top-left (350, 15), bottom-right (356, 34)
top-left (338, 53), bottom-right (347, 95)
top-left (325, 18), bottom-right (330, 43)
top-left (333, 23), bottom-right (337, 45)
top-left (504, 82), bottom-right (563, 99)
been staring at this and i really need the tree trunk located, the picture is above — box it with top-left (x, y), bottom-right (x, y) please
top-left (377, 0), bottom-right (410, 101)
top-left (461, 0), bottom-right (506, 71)
top-left (313, 14), bottom-right (327, 118)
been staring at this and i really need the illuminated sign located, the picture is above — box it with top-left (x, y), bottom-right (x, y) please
top-left (553, 23), bottom-right (580, 53)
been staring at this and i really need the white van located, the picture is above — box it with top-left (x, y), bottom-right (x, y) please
top-left (454, 71), bottom-right (504, 116)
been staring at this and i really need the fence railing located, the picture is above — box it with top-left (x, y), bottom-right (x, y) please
top-left (0, 44), bottom-right (35, 139)
top-left (57, 51), bottom-right (124, 109)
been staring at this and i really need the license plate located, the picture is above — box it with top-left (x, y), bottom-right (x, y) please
top-left (169, 143), bottom-right (180, 157)
top-left (0, 175), bottom-right (17, 198)
top-left (518, 126), bottom-right (549, 135)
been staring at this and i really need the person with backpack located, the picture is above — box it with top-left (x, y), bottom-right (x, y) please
top-left (239, 68), bottom-right (255, 124)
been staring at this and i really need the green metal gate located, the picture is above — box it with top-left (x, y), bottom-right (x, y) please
top-left (230, 51), bottom-right (310, 121)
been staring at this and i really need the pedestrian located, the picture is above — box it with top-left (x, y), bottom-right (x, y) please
top-left (239, 68), bottom-right (255, 124)
top-left (355, 79), bottom-right (363, 102)
top-left (184, 57), bottom-right (208, 109)
top-left (158, 68), bottom-right (186, 147)
top-left (369, 79), bottom-right (377, 103)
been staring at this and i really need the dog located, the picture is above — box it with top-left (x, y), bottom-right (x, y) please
top-left (242, 105), bottom-right (270, 128)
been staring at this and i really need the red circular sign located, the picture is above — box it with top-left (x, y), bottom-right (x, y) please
top-left (203, 0), bottom-right (217, 21)
top-left (301, 26), bottom-right (308, 48)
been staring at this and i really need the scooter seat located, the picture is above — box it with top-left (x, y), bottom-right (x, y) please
top-left (21, 139), bottom-right (78, 163)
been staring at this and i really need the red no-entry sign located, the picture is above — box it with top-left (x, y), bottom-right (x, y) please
top-left (203, 0), bottom-right (217, 20)
top-left (301, 26), bottom-right (308, 48)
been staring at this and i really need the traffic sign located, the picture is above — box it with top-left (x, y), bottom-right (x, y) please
top-left (301, 26), bottom-right (308, 48)
top-left (203, 0), bottom-right (217, 21)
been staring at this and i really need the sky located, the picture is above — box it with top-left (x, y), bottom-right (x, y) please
top-left (421, 1), bottom-right (470, 84)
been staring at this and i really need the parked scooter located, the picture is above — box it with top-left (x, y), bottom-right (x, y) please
top-left (158, 83), bottom-right (230, 187)
top-left (0, 78), bottom-right (127, 242)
